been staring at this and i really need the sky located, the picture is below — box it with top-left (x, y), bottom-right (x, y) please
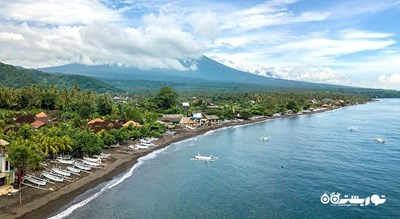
top-left (0, 0), bottom-right (400, 90)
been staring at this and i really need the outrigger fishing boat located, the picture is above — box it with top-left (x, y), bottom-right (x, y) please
top-left (75, 162), bottom-right (92, 171)
top-left (190, 152), bottom-right (218, 161)
top-left (52, 167), bottom-right (71, 177)
top-left (41, 171), bottom-right (64, 182)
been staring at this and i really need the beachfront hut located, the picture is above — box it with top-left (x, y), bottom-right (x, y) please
top-left (123, 120), bottom-right (142, 128)
top-left (0, 153), bottom-right (15, 186)
top-left (159, 114), bottom-right (183, 123)
top-left (30, 120), bottom-right (45, 129)
top-left (204, 115), bottom-right (219, 126)
top-left (321, 104), bottom-right (330, 108)
top-left (179, 117), bottom-right (197, 127)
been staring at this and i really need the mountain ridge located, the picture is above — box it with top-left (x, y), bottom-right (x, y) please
top-left (0, 62), bottom-right (120, 93)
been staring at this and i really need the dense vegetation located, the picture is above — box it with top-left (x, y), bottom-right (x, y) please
top-left (0, 62), bottom-right (120, 93)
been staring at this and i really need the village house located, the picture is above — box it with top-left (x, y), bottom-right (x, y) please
top-left (35, 112), bottom-right (50, 123)
top-left (159, 114), bottom-right (184, 124)
top-left (182, 102), bottom-right (190, 109)
top-left (30, 120), bottom-right (45, 129)
top-left (122, 120), bottom-right (142, 128)
top-left (204, 115), bottom-right (219, 126)
top-left (179, 117), bottom-right (197, 127)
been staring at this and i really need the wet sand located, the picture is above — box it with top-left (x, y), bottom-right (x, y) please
top-left (0, 108), bottom-right (339, 219)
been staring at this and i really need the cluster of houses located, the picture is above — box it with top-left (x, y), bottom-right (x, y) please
top-left (14, 111), bottom-right (55, 129)
top-left (159, 113), bottom-right (219, 129)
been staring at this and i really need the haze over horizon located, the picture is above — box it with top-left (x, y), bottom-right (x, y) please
top-left (0, 0), bottom-right (399, 90)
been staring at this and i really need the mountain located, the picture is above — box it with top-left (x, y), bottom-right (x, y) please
top-left (40, 56), bottom-right (400, 97)
top-left (41, 56), bottom-right (342, 89)
top-left (0, 62), bottom-right (120, 93)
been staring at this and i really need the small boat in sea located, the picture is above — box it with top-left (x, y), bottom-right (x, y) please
top-left (190, 153), bottom-right (218, 161)
top-left (374, 137), bottom-right (385, 143)
top-left (259, 136), bottom-right (271, 141)
top-left (347, 126), bottom-right (358, 132)
top-left (52, 167), bottom-right (71, 177)
top-left (41, 171), bottom-right (64, 182)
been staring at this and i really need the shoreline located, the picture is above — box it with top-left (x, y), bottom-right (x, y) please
top-left (0, 106), bottom-right (350, 219)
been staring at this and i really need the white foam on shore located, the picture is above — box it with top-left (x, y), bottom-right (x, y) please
top-left (48, 146), bottom-right (170, 219)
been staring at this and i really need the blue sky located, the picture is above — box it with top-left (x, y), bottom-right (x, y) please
top-left (0, 0), bottom-right (399, 89)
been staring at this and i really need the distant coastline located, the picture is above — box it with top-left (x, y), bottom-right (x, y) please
top-left (0, 104), bottom-right (361, 219)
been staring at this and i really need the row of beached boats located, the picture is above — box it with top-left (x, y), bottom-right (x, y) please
top-left (22, 153), bottom-right (110, 191)
top-left (128, 138), bottom-right (159, 151)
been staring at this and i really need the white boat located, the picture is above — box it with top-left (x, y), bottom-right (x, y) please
top-left (191, 153), bottom-right (218, 161)
top-left (374, 137), bottom-right (385, 143)
top-left (135, 144), bottom-right (150, 149)
top-left (347, 126), bottom-right (358, 132)
top-left (41, 171), bottom-right (64, 182)
top-left (128, 145), bottom-right (139, 150)
top-left (52, 167), bottom-right (71, 177)
top-left (75, 162), bottom-right (92, 171)
top-left (259, 136), bottom-right (271, 141)
top-left (140, 142), bottom-right (155, 147)
top-left (24, 174), bottom-right (47, 186)
top-left (67, 166), bottom-right (81, 173)
top-left (93, 153), bottom-right (111, 159)
top-left (82, 159), bottom-right (101, 167)
top-left (83, 156), bottom-right (101, 163)
top-left (56, 158), bottom-right (74, 165)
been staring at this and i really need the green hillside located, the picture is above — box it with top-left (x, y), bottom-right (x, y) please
top-left (0, 62), bottom-right (120, 93)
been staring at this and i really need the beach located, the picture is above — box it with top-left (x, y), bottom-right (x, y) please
top-left (0, 107), bottom-right (339, 219)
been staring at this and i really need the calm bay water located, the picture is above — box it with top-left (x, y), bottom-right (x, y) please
top-left (51, 99), bottom-right (399, 219)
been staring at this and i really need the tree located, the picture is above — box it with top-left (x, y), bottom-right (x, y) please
top-left (74, 130), bottom-right (103, 156)
top-left (97, 94), bottom-right (112, 116)
top-left (154, 87), bottom-right (179, 110)
top-left (8, 139), bottom-right (43, 186)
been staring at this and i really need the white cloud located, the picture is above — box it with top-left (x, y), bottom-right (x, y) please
top-left (0, 19), bottom-right (206, 69)
top-left (379, 73), bottom-right (400, 90)
top-left (340, 29), bottom-right (394, 39)
top-left (220, 0), bottom-right (330, 31)
top-left (0, 0), bottom-right (122, 25)
top-left (189, 11), bottom-right (219, 41)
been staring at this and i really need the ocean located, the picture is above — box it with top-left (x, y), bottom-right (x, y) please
top-left (50, 99), bottom-right (400, 219)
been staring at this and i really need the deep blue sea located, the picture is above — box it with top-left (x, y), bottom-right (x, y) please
top-left (50, 99), bottom-right (400, 219)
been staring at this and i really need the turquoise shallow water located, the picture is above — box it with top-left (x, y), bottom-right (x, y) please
top-left (51, 99), bottom-right (400, 219)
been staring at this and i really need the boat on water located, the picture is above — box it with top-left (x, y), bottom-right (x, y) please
top-left (191, 153), bottom-right (218, 161)
top-left (374, 137), bottom-right (385, 143)
top-left (347, 126), bottom-right (358, 132)
top-left (52, 167), bottom-right (71, 177)
top-left (259, 136), bottom-right (272, 141)
top-left (41, 171), bottom-right (64, 182)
